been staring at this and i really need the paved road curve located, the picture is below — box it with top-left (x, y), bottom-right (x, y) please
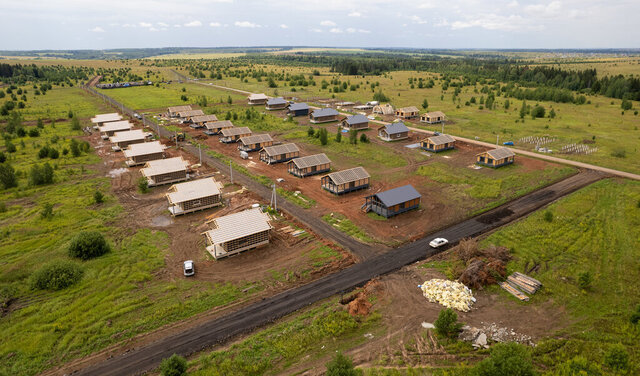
top-left (74, 170), bottom-right (603, 376)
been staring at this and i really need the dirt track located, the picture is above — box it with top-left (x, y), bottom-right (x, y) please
top-left (73, 169), bottom-right (603, 376)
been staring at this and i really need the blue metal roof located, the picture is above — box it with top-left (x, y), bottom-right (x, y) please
top-left (383, 122), bottom-right (409, 135)
top-left (373, 185), bottom-right (421, 207)
top-left (311, 108), bottom-right (339, 117)
top-left (289, 102), bottom-right (309, 111)
top-left (345, 114), bottom-right (369, 125)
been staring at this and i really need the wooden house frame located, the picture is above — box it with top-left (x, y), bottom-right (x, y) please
top-left (421, 134), bottom-right (455, 152)
top-left (287, 153), bottom-right (331, 177)
top-left (395, 106), bottom-right (419, 119)
top-left (248, 93), bottom-right (269, 105)
top-left (123, 141), bottom-right (166, 167)
top-left (204, 120), bottom-right (233, 135)
top-left (265, 97), bottom-right (288, 110)
top-left (109, 129), bottom-right (147, 150)
top-left (420, 111), bottom-right (446, 124)
top-left (238, 134), bottom-right (274, 152)
top-left (140, 157), bottom-right (189, 187)
top-left (364, 185), bottom-right (421, 218)
top-left (203, 208), bottom-right (273, 259)
top-left (372, 103), bottom-right (394, 115)
top-left (189, 114), bottom-right (219, 129)
top-left (177, 109), bottom-right (205, 121)
top-left (166, 177), bottom-right (223, 216)
top-left (167, 105), bottom-right (192, 117)
top-left (220, 127), bottom-right (252, 143)
top-left (259, 143), bottom-right (300, 164)
top-left (476, 148), bottom-right (515, 168)
top-left (321, 167), bottom-right (370, 195)
top-left (98, 120), bottom-right (133, 139)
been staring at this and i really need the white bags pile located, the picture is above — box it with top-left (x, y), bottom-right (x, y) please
top-left (419, 279), bottom-right (476, 312)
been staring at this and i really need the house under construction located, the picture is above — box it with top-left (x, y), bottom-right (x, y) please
top-left (220, 127), bottom-right (252, 143)
top-left (166, 177), bottom-right (223, 216)
top-left (204, 120), bottom-right (233, 135)
top-left (238, 134), bottom-right (274, 152)
top-left (203, 208), bottom-right (273, 259)
top-left (259, 143), bottom-right (300, 164)
top-left (98, 120), bottom-right (133, 139)
top-left (123, 141), bottom-right (166, 167)
top-left (91, 113), bottom-right (122, 127)
top-left (321, 166), bottom-right (370, 195)
top-left (287, 153), bottom-right (331, 177)
top-left (140, 157), bottom-right (189, 187)
top-left (109, 129), bottom-right (147, 151)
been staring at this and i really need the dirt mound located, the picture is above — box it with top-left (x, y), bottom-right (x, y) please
top-left (455, 239), bottom-right (511, 289)
top-left (346, 280), bottom-right (382, 317)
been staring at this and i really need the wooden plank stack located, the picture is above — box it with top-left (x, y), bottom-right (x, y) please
top-left (500, 272), bottom-right (542, 302)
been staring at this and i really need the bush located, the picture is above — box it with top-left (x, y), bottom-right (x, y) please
top-left (307, 127), bottom-right (315, 137)
top-left (38, 146), bottom-right (50, 159)
top-left (319, 128), bottom-right (328, 146)
top-left (604, 344), bottom-right (629, 372)
top-left (94, 190), bottom-right (105, 204)
top-left (373, 91), bottom-right (389, 102)
top-left (160, 354), bottom-right (188, 376)
top-left (138, 177), bottom-right (149, 193)
top-left (611, 149), bottom-right (626, 158)
top-left (543, 210), bottom-right (553, 222)
top-left (70, 139), bottom-right (81, 157)
top-left (30, 260), bottom-right (84, 291)
top-left (71, 116), bottom-right (81, 131)
top-left (40, 203), bottom-right (54, 219)
top-left (5, 140), bottom-right (16, 153)
top-left (0, 163), bottom-right (18, 189)
top-left (335, 127), bottom-right (342, 143)
top-left (578, 271), bottom-right (592, 290)
top-left (473, 342), bottom-right (534, 376)
top-left (531, 105), bottom-right (546, 118)
top-left (359, 133), bottom-right (369, 143)
top-left (0, 151), bottom-right (5, 163)
top-left (555, 356), bottom-right (602, 376)
top-left (28, 128), bottom-right (40, 137)
top-left (630, 304), bottom-right (640, 324)
top-left (621, 99), bottom-right (632, 111)
top-left (68, 231), bottom-right (111, 260)
top-left (29, 163), bottom-right (54, 186)
top-left (48, 147), bottom-right (59, 159)
top-left (326, 352), bottom-right (358, 376)
top-left (434, 308), bottom-right (463, 339)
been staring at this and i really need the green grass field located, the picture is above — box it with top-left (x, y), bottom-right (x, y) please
top-left (482, 178), bottom-right (640, 373)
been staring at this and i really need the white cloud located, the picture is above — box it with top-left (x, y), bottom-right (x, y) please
top-left (122, 23), bottom-right (136, 28)
top-left (329, 27), bottom-right (343, 33)
top-left (235, 21), bottom-right (261, 28)
top-left (410, 15), bottom-right (427, 24)
top-left (173, 24), bottom-right (181, 28)
top-left (417, 1), bottom-right (437, 9)
top-left (89, 26), bottom-right (105, 33)
top-left (450, 13), bottom-right (538, 31)
top-left (435, 18), bottom-right (449, 27)
top-left (310, 28), bottom-right (322, 33)
top-left (507, 1), bottom-right (519, 7)
top-left (279, 24), bottom-right (288, 29)
top-left (184, 20), bottom-right (202, 27)
top-left (149, 27), bottom-right (159, 32)
top-left (348, 11), bottom-right (361, 17)
top-left (525, 1), bottom-right (562, 15)
top-left (210, 22), bottom-right (221, 27)
top-left (320, 20), bottom-right (336, 26)
top-left (357, 28), bottom-right (371, 33)
top-left (346, 27), bottom-right (356, 33)
top-left (157, 22), bottom-right (169, 27)
top-left (139, 22), bottom-right (152, 28)
top-left (108, 23), bottom-right (119, 27)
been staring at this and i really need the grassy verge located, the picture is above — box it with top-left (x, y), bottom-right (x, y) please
top-left (322, 213), bottom-right (374, 244)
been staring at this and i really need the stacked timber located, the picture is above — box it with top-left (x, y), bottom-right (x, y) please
top-left (499, 282), bottom-right (530, 302)
top-left (500, 272), bottom-right (542, 302)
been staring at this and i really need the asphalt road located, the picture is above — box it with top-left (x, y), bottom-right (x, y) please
top-left (74, 168), bottom-right (603, 376)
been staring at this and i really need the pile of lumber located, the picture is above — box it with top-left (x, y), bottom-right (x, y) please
top-left (499, 272), bottom-right (542, 302)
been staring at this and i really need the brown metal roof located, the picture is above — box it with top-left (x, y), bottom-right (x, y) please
top-left (204, 120), bottom-right (234, 130)
top-left (290, 153), bottom-right (331, 169)
top-left (190, 114), bottom-right (219, 123)
top-left (261, 143), bottom-right (299, 156)
top-left (325, 166), bottom-right (370, 185)
top-left (428, 134), bottom-right (455, 145)
top-left (485, 147), bottom-right (515, 160)
top-left (239, 134), bottom-right (273, 145)
top-left (168, 105), bottom-right (192, 113)
top-left (221, 127), bottom-right (252, 137)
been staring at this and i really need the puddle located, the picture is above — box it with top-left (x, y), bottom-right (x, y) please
top-left (107, 168), bottom-right (128, 178)
top-left (405, 143), bottom-right (421, 149)
top-left (151, 215), bottom-right (173, 227)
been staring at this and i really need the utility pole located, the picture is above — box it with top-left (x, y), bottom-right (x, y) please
top-left (441, 121), bottom-right (445, 134)
top-left (198, 144), bottom-right (202, 165)
top-left (175, 131), bottom-right (178, 148)
top-left (229, 161), bottom-right (233, 184)
top-left (496, 134), bottom-right (499, 146)
top-left (270, 184), bottom-right (277, 211)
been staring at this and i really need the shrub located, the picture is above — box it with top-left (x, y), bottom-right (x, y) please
top-left (604, 344), bottom-right (629, 372)
top-left (531, 105), bottom-right (546, 118)
top-left (473, 342), bottom-right (534, 376)
top-left (349, 129), bottom-right (358, 145)
top-left (434, 308), bottom-right (463, 339)
top-left (138, 177), bottom-right (149, 193)
top-left (70, 139), bottom-right (81, 157)
top-left (543, 210), bottom-right (553, 222)
top-left (630, 304), bottom-right (640, 324)
top-left (28, 128), bottom-right (40, 137)
top-left (40, 203), bottom-right (54, 219)
top-left (319, 128), bottom-right (328, 146)
top-left (68, 109), bottom-right (74, 118)
top-left (38, 146), bottom-right (50, 159)
top-left (325, 352), bottom-right (358, 376)
top-left (5, 140), bottom-right (16, 153)
top-left (621, 99), bottom-right (632, 111)
top-left (373, 91), bottom-right (389, 102)
top-left (36, 118), bottom-right (44, 128)
top-left (68, 231), bottom-right (110, 260)
top-left (0, 151), bottom-right (6, 163)
top-left (48, 148), bottom-right (59, 159)
top-left (307, 127), bottom-right (315, 137)
top-left (578, 271), bottom-right (592, 290)
top-left (0, 163), bottom-right (18, 189)
top-left (359, 133), bottom-right (369, 143)
top-left (611, 149), bottom-right (626, 158)
top-left (71, 116), bottom-right (81, 131)
top-left (29, 163), bottom-right (54, 186)
top-left (160, 354), bottom-right (188, 376)
top-left (30, 260), bottom-right (84, 291)
top-left (335, 127), bottom-right (342, 143)
top-left (555, 356), bottom-right (602, 376)
top-left (94, 190), bottom-right (105, 204)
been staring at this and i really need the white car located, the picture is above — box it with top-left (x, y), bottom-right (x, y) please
top-left (183, 260), bottom-right (195, 276)
top-left (429, 238), bottom-right (449, 248)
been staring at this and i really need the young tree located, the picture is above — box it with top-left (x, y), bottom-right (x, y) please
top-left (0, 163), bottom-right (18, 189)
top-left (325, 352), bottom-right (358, 376)
top-left (68, 109), bottom-right (74, 118)
top-left (621, 99), bottom-right (632, 111)
top-left (421, 98), bottom-right (429, 110)
top-left (160, 354), bottom-right (188, 376)
top-left (504, 99), bottom-right (510, 110)
top-left (4, 141), bottom-right (16, 153)
top-left (319, 128), bottom-right (328, 146)
top-left (68, 231), bottom-right (111, 260)
top-left (335, 127), bottom-right (342, 143)
top-left (0, 152), bottom-right (6, 164)
top-left (227, 95), bottom-right (232, 105)
top-left (519, 100), bottom-right (527, 119)
top-left (359, 133), bottom-right (369, 143)
top-left (434, 308), bottom-right (463, 339)
top-left (307, 126), bottom-right (315, 137)
top-left (70, 139), bottom-right (81, 157)
top-left (473, 343), bottom-right (534, 376)
top-left (94, 190), bottom-right (105, 204)
top-left (138, 177), bottom-right (149, 193)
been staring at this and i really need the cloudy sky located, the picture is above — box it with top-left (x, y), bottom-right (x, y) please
top-left (1, 0), bottom-right (637, 50)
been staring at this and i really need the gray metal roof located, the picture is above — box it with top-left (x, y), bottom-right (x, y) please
top-left (204, 120), bottom-right (234, 130)
top-left (344, 114), bottom-right (369, 125)
top-left (373, 185), bottom-right (421, 208)
top-left (290, 153), bottom-right (331, 169)
top-left (288, 102), bottom-right (309, 111)
top-left (221, 127), bottom-right (252, 137)
top-left (428, 134), bottom-right (455, 145)
top-left (311, 108), bottom-right (339, 118)
top-left (325, 166), bottom-right (370, 185)
top-left (485, 147), bottom-right (515, 160)
top-left (261, 143), bottom-right (299, 156)
top-left (190, 114), bottom-right (219, 123)
top-left (267, 97), bottom-right (287, 106)
top-left (239, 134), bottom-right (273, 145)
top-left (382, 122), bottom-right (409, 135)
top-left (167, 105), bottom-right (192, 113)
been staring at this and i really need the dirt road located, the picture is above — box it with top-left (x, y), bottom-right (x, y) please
top-left (73, 170), bottom-right (603, 376)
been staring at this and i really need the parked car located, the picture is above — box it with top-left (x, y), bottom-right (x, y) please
top-left (134, 113), bottom-right (142, 120)
top-left (429, 238), bottom-right (449, 248)
top-left (183, 260), bottom-right (195, 276)
top-left (503, 141), bottom-right (514, 146)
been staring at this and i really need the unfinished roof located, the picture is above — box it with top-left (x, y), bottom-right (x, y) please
top-left (141, 157), bottom-right (189, 176)
top-left (262, 143), bottom-right (299, 157)
top-left (205, 208), bottom-right (272, 244)
top-left (428, 134), bottom-right (455, 145)
top-left (190, 114), bottom-right (219, 123)
top-left (373, 185), bottom-right (421, 207)
top-left (167, 177), bottom-right (221, 204)
top-left (344, 114), bottom-right (369, 125)
top-left (204, 120), bottom-right (234, 130)
top-left (91, 113), bottom-right (122, 123)
top-left (221, 126), bottom-right (252, 137)
top-left (311, 108), bottom-right (339, 117)
top-left (98, 120), bottom-right (133, 133)
top-left (109, 129), bottom-right (146, 143)
top-left (267, 97), bottom-right (287, 106)
top-left (239, 134), bottom-right (273, 145)
top-left (398, 106), bottom-right (419, 113)
top-left (325, 166), bottom-right (370, 185)
top-left (425, 111), bottom-right (446, 118)
top-left (168, 105), bottom-right (192, 113)
top-left (382, 122), bottom-right (409, 135)
top-left (248, 93), bottom-right (268, 101)
top-left (485, 147), bottom-right (515, 160)
top-left (290, 153), bottom-right (331, 169)
top-left (123, 141), bottom-right (165, 158)
top-left (177, 110), bottom-right (205, 117)
top-left (288, 102), bottom-right (309, 111)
